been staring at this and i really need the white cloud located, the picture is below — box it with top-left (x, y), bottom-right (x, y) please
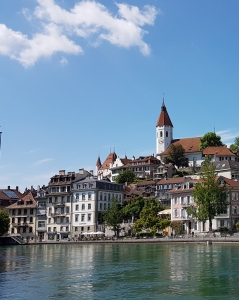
top-left (32, 158), bottom-right (53, 166)
top-left (60, 56), bottom-right (68, 66)
top-left (0, 1), bottom-right (158, 67)
top-left (217, 129), bottom-right (239, 144)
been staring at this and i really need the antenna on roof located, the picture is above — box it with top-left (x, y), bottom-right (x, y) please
top-left (113, 144), bottom-right (115, 153)
top-left (162, 93), bottom-right (165, 106)
top-left (214, 125), bottom-right (216, 133)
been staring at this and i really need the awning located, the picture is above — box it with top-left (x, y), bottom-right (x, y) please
top-left (158, 209), bottom-right (171, 215)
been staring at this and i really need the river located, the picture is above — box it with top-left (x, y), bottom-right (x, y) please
top-left (0, 243), bottom-right (239, 299)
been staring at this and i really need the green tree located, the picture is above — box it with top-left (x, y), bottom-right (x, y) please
top-left (164, 144), bottom-right (188, 168)
top-left (122, 195), bottom-right (145, 221)
top-left (199, 132), bottom-right (223, 150)
top-left (133, 198), bottom-right (170, 235)
top-left (230, 136), bottom-right (239, 152)
top-left (171, 221), bottom-right (183, 235)
top-left (188, 156), bottom-right (228, 231)
top-left (115, 169), bottom-right (136, 184)
top-left (103, 198), bottom-right (123, 237)
top-left (0, 210), bottom-right (10, 236)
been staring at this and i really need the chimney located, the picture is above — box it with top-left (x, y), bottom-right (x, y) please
top-left (79, 168), bottom-right (84, 174)
top-left (59, 170), bottom-right (65, 175)
top-left (8, 186), bottom-right (10, 190)
top-left (16, 186), bottom-right (19, 191)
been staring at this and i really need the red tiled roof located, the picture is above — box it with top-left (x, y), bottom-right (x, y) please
top-left (160, 137), bottom-right (201, 156)
top-left (99, 152), bottom-right (117, 170)
top-left (6, 192), bottom-right (37, 209)
top-left (157, 177), bottom-right (189, 185)
top-left (156, 102), bottom-right (173, 127)
top-left (203, 146), bottom-right (235, 156)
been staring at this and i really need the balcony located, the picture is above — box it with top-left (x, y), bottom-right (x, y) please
top-left (51, 212), bottom-right (66, 217)
top-left (181, 202), bottom-right (191, 208)
top-left (12, 222), bottom-right (30, 227)
top-left (53, 202), bottom-right (65, 207)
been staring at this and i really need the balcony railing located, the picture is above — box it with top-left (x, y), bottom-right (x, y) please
top-left (51, 212), bottom-right (66, 217)
top-left (53, 202), bottom-right (65, 207)
top-left (12, 222), bottom-right (30, 227)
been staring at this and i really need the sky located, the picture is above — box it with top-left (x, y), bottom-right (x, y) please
top-left (1, 0), bottom-right (239, 192)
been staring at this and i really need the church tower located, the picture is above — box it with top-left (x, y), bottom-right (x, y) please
top-left (156, 98), bottom-right (173, 155)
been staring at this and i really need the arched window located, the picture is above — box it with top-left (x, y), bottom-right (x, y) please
top-left (166, 131), bottom-right (168, 137)
top-left (160, 131), bottom-right (163, 137)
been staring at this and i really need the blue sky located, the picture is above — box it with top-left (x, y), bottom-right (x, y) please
top-left (1, 0), bottom-right (239, 191)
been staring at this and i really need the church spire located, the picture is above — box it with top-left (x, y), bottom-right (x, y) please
top-left (156, 97), bottom-right (173, 127)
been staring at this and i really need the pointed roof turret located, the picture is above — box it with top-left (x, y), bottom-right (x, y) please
top-left (156, 98), bottom-right (173, 127)
top-left (96, 156), bottom-right (102, 168)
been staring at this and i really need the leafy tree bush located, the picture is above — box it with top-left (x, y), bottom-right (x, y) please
top-left (199, 132), bottom-right (223, 150)
top-left (188, 156), bottom-right (228, 231)
top-left (0, 210), bottom-right (10, 236)
top-left (115, 169), bottom-right (136, 184)
top-left (164, 144), bottom-right (188, 168)
top-left (103, 198), bottom-right (123, 237)
top-left (171, 221), bottom-right (183, 235)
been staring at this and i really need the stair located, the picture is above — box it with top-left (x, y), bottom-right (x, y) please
top-left (10, 235), bottom-right (25, 245)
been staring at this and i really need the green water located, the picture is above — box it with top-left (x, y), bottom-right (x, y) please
top-left (0, 243), bottom-right (239, 299)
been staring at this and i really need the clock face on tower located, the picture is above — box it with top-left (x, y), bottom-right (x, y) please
top-left (159, 139), bottom-right (164, 144)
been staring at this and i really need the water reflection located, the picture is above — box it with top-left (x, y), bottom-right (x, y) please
top-left (1, 244), bottom-right (239, 299)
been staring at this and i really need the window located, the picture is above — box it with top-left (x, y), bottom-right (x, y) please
top-left (30, 209), bottom-right (33, 215)
top-left (38, 221), bottom-right (45, 228)
top-left (81, 227), bottom-right (84, 232)
top-left (174, 209), bottom-right (178, 218)
top-left (75, 227), bottom-right (78, 231)
top-left (233, 206), bottom-right (237, 214)
top-left (87, 226), bottom-right (90, 231)
top-left (160, 131), bottom-right (163, 137)
top-left (12, 209), bottom-right (15, 216)
top-left (104, 203), bottom-right (106, 210)
top-left (11, 228), bottom-right (14, 234)
top-left (48, 218), bottom-right (51, 224)
top-left (108, 194), bottom-right (111, 201)
top-left (24, 209), bottom-right (27, 215)
top-left (48, 227), bottom-right (51, 232)
top-left (12, 217), bottom-right (15, 224)
top-left (81, 214), bottom-right (85, 222)
top-left (187, 196), bottom-right (190, 205)
top-left (18, 209), bottom-right (21, 215)
top-left (75, 214), bottom-right (79, 222)
top-left (66, 207), bottom-right (70, 213)
top-left (100, 193), bottom-right (103, 201)
top-left (166, 131), bottom-right (168, 137)
top-left (66, 217), bottom-right (69, 223)
top-left (29, 227), bottom-right (33, 233)
top-left (53, 227), bottom-right (56, 232)
top-left (88, 214), bottom-right (91, 221)
top-left (181, 197), bottom-right (184, 204)
top-left (232, 192), bottom-right (238, 201)
top-left (104, 194), bottom-right (107, 201)
top-left (76, 194), bottom-right (79, 200)
top-left (29, 217), bottom-right (33, 223)
top-left (67, 196), bottom-right (70, 203)
top-left (49, 197), bottom-right (52, 203)
top-left (88, 193), bottom-right (91, 200)
top-left (174, 197), bottom-right (178, 205)
top-left (82, 193), bottom-right (85, 200)
top-left (88, 203), bottom-right (91, 210)
top-left (23, 227), bottom-right (26, 233)
top-left (76, 204), bottom-right (79, 211)
top-left (82, 204), bottom-right (85, 210)
top-left (100, 203), bottom-right (103, 210)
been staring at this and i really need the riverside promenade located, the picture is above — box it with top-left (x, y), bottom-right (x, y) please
top-left (30, 234), bottom-right (239, 245)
